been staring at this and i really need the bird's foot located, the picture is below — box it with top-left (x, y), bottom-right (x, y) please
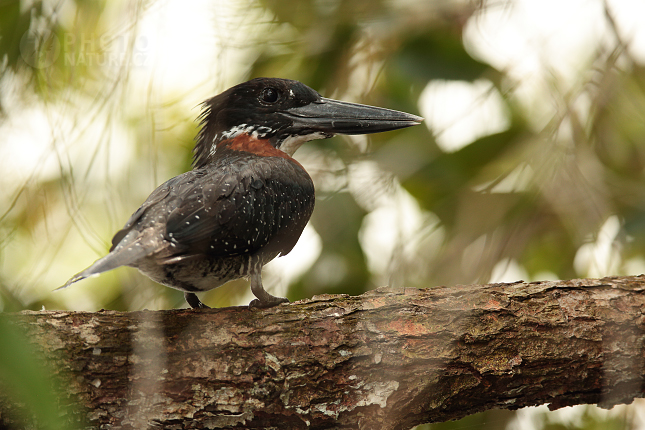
top-left (248, 296), bottom-right (290, 309)
top-left (185, 292), bottom-right (211, 309)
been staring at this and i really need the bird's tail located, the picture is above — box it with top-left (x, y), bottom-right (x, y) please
top-left (56, 232), bottom-right (155, 291)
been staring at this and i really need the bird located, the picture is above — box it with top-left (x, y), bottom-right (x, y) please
top-left (59, 78), bottom-right (423, 309)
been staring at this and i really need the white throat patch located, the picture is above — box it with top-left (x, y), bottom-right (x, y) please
top-left (279, 132), bottom-right (330, 156)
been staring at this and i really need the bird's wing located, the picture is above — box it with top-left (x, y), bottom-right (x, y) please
top-left (109, 181), bottom-right (172, 251)
top-left (161, 157), bottom-right (314, 263)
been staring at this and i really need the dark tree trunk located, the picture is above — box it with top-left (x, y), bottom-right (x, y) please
top-left (2, 276), bottom-right (645, 429)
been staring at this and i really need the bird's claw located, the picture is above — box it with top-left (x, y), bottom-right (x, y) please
top-left (248, 296), bottom-right (290, 309)
top-left (185, 292), bottom-right (211, 309)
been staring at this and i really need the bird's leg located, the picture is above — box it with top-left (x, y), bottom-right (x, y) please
top-left (184, 292), bottom-right (210, 309)
top-left (248, 271), bottom-right (289, 308)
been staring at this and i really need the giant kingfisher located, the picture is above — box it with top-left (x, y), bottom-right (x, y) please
top-left (60, 78), bottom-right (423, 309)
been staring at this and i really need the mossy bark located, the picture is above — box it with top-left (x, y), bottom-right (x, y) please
top-left (2, 276), bottom-right (645, 429)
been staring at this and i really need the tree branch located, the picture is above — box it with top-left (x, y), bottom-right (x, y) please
top-left (2, 276), bottom-right (645, 429)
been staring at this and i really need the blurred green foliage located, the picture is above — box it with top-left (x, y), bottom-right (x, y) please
top-left (538, 407), bottom-right (632, 430)
top-left (0, 316), bottom-right (79, 430)
top-left (1, 0), bottom-right (645, 428)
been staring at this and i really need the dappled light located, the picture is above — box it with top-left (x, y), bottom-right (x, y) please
top-left (2, 0), bottom-right (645, 428)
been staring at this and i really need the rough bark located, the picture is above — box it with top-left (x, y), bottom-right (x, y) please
top-left (1, 275), bottom-right (645, 429)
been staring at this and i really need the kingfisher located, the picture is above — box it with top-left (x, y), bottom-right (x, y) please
top-left (60, 78), bottom-right (422, 309)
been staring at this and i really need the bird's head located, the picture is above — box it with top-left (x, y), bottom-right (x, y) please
top-left (194, 78), bottom-right (423, 168)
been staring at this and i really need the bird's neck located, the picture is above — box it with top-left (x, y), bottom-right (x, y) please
top-left (194, 124), bottom-right (264, 168)
top-left (193, 128), bottom-right (303, 170)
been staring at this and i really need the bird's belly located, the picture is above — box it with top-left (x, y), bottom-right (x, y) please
top-left (134, 252), bottom-right (278, 292)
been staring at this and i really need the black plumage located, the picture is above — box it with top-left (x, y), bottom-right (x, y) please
top-left (61, 78), bottom-right (422, 309)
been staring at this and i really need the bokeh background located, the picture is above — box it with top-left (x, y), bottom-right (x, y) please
top-left (2, 0), bottom-right (645, 428)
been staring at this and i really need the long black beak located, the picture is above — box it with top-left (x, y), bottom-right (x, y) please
top-left (283, 97), bottom-right (423, 135)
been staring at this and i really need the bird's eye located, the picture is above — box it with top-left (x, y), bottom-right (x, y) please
top-left (261, 88), bottom-right (279, 104)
